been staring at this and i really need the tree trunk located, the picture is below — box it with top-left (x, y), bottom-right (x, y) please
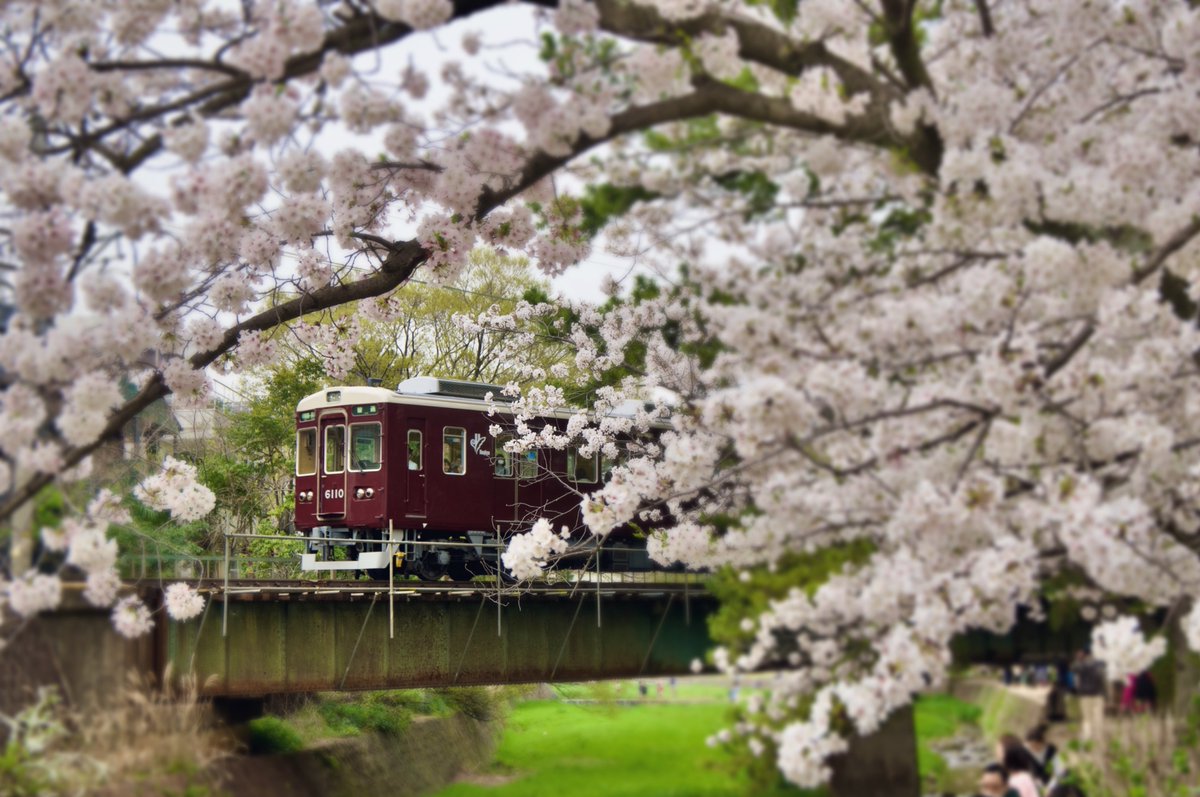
top-left (829, 704), bottom-right (921, 797)
top-left (1169, 602), bottom-right (1200, 717)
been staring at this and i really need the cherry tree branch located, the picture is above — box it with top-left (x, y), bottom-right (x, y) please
top-left (1044, 214), bottom-right (1200, 379)
top-left (5, 78), bottom-right (868, 522)
top-left (592, 0), bottom-right (893, 100)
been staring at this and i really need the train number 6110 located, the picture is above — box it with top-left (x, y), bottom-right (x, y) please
top-left (323, 488), bottom-right (345, 500)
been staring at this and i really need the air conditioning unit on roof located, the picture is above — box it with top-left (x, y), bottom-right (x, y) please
top-left (396, 376), bottom-right (514, 402)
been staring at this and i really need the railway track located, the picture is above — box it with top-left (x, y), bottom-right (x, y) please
top-left (180, 577), bottom-right (709, 602)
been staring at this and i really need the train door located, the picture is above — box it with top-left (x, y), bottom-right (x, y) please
top-left (318, 410), bottom-right (347, 518)
top-left (405, 417), bottom-right (427, 518)
top-left (515, 448), bottom-right (543, 530)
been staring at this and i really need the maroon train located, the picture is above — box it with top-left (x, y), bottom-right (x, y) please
top-left (293, 376), bottom-right (653, 578)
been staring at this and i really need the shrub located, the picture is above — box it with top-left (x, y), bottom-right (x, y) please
top-left (246, 717), bottom-right (305, 755)
top-left (317, 700), bottom-right (411, 736)
top-left (437, 687), bottom-right (503, 721)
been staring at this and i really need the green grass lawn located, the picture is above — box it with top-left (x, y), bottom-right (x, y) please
top-left (431, 700), bottom-right (808, 797)
top-left (914, 693), bottom-right (982, 740)
top-left (430, 689), bottom-right (978, 797)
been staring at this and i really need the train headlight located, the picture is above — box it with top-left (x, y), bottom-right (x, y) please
top-left (303, 491), bottom-right (313, 501)
top-left (355, 488), bottom-right (365, 499)
top-left (365, 487), bottom-right (374, 498)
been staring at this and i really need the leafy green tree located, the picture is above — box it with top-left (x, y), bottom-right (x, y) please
top-left (285, 250), bottom-right (573, 388)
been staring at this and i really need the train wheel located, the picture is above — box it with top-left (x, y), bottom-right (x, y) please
top-left (447, 562), bottom-right (476, 582)
top-left (416, 555), bottom-right (447, 581)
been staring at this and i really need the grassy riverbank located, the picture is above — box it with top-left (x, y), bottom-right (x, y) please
top-left (429, 684), bottom-right (986, 797)
top-left (914, 693), bottom-right (985, 794)
top-left (433, 699), bottom-right (806, 797)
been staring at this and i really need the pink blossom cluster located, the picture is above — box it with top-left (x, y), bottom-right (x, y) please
top-left (133, 456), bottom-right (217, 522)
top-left (1090, 617), bottom-right (1167, 681)
top-left (500, 518), bottom-right (571, 581)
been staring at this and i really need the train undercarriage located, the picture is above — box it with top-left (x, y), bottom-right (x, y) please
top-left (299, 525), bottom-right (655, 581)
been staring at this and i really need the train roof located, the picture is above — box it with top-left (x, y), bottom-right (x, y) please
top-left (295, 377), bottom-right (670, 426)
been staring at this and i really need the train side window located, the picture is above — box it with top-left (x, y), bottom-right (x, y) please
top-left (324, 425), bottom-right (345, 474)
top-left (349, 423), bottom-right (382, 471)
top-left (518, 450), bottom-right (538, 479)
top-left (407, 430), bottom-right (422, 470)
top-left (494, 434), bottom-right (514, 477)
top-left (567, 446), bottom-right (599, 483)
top-left (296, 429), bottom-right (317, 476)
top-left (601, 454), bottom-right (618, 481)
top-left (443, 427), bottom-right (466, 475)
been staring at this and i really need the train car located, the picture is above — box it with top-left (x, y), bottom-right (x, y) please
top-left (293, 376), bottom-right (655, 578)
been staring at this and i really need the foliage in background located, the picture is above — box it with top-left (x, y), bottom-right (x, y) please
top-left (706, 542), bottom-right (875, 654)
top-left (281, 250), bottom-right (571, 389)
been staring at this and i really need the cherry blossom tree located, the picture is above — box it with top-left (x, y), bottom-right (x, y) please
top-left (2, 0), bottom-right (1200, 787)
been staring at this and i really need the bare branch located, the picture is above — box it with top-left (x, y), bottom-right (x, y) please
top-left (973, 0), bottom-right (995, 37)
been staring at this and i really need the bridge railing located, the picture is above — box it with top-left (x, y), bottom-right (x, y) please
top-left (117, 541), bottom-right (707, 587)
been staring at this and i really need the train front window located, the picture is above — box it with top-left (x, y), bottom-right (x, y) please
top-left (568, 446), bottom-right (599, 483)
top-left (443, 427), bottom-right (466, 475)
top-left (296, 429), bottom-right (316, 476)
top-left (324, 425), bottom-right (345, 474)
top-left (407, 430), bottom-right (422, 470)
top-left (349, 423), bottom-right (382, 471)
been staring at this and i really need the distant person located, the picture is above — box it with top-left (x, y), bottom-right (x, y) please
top-left (998, 734), bottom-right (1043, 797)
top-left (1071, 650), bottom-right (1106, 741)
top-left (669, 676), bottom-right (678, 698)
top-left (637, 681), bottom-right (648, 698)
top-left (1133, 669), bottom-right (1157, 712)
top-left (1120, 673), bottom-right (1137, 714)
top-left (976, 763), bottom-right (1018, 797)
top-left (1046, 658), bottom-right (1071, 721)
top-left (655, 681), bottom-right (664, 699)
top-left (1025, 724), bottom-right (1060, 787)
top-left (1044, 680), bottom-right (1067, 723)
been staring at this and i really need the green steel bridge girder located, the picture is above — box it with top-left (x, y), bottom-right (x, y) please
top-left (169, 593), bottom-right (715, 697)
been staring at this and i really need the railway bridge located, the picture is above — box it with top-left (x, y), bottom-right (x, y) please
top-left (176, 578), bottom-right (712, 697)
top-left (12, 574), bottom-right (1089, 706)
top-left (7, 577), bottom-right (715, 706)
